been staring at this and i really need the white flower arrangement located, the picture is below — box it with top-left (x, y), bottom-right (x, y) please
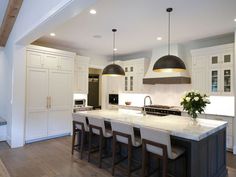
top-left (180, 90), bottom-right (210, 119)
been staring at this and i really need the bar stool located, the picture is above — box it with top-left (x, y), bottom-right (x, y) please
top-left (72, 115), bottom-right (89, 159)
top-left (111, 120), bottom-right (141, 177)
top-left (87, 116), bottom-right (112, 168)
top-left (140, 126), bottom-right (185, 177)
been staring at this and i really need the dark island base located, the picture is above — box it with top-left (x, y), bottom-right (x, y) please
top-left (172, 127), bottom-right (227, 177)
top-left (78, 127), bottom-right (227, 177)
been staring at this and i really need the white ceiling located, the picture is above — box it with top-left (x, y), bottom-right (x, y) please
top-left (0, 0), bottom-right (8, 27)
top-left (38, 0), bottom-right (236, 56)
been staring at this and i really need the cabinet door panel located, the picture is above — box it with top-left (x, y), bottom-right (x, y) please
top-left (48, 110), bottom-right (71, 136)
top-left (44, 54), bottom-right (59, 70)
top-left (48, 70), bottom-right (73, 135)
top-left (134, 74), bottom-right (144, 92)
top-left (221, 66), bottom-right (233, 95)
top-left (25, 112), bottom-right (48, 141)
top-left (210, 68), bottom-right (221, 95)
top-left (27, 51), bottom-right (44, 68)
top-left (60, 56), bottom-right (74, 71)
top-left (77, 71), bottom-right (88, 93)
top-left (74, 59), bottom-right (89, 93)
top-left (26, 68), bottom-right (49, 141)
top-left (192, 68), bottom-right (208, 94)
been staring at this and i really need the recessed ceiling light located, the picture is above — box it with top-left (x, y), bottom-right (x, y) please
top-left (157, 37), bottom-right (162, 41)
top-left (93, 35), bottom-right (102, 38)
top-left (113, 48), bottom-right (117, 51)
top-left (234, 18), bottom-right (236, 22)
top-left (90, 9), bottom-right (96, 14)
top-left (50, 33), bottom-right (56, 37)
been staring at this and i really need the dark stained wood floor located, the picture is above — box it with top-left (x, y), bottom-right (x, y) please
top-left (0, 136), bottom-right (235, 177)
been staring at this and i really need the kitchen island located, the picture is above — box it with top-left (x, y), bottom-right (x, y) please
top-left (73, 110), bottom-right (228, 177)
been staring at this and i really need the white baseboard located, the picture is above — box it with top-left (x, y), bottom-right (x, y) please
top-left (6, 135), bottom-right (11, 147)
top-left (25, 133), bottom-right (71, 144)
top-left (0, 125), bottom-right (7, 141)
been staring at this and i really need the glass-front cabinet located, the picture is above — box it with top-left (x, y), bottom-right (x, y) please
top-left (191, 43), bottom-right (234, 96)
top-left (209, 52), bottom-right (233, 96)
top-left (222, 67), bottom-right (233, 95)
top-left (211, 69), bottom-right (219, 93)
top-left (122, 58), bottom-right (147, 93)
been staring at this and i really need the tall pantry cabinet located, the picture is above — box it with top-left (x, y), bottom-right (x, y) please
top-left (25, 45), bottom-right (75, 142)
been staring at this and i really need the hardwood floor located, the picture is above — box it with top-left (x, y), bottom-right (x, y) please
top-left (0, 136), bottom-right (235, 177)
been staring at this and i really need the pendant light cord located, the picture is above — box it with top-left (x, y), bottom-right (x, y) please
top-left (168, 9), bottom-right (171, 55)
top-left (113, 30), bottom-right (116, 64)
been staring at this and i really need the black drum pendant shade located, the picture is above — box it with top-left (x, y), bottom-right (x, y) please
top-left (102, 29), bottom-right (125, 76)
top-left (102, 63), bottom-right (125, 76)
top-left (153, 8), bottom-right (186, 72)
top-left (153, 55), bottom-right (186, 72)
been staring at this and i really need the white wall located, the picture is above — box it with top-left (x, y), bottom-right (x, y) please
top-left (2, 0), bottom-right (96, 148)
top-left (0, 0), bottom-right (8, 26)
top-left (0, 49), bottom-right (8, 119)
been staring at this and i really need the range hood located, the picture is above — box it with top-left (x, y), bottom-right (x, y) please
top-left (143, 44), bottom-right (191, 84)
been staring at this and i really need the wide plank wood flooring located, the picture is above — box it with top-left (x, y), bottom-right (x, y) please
top-left (0, 136), bottom-right (235, 177)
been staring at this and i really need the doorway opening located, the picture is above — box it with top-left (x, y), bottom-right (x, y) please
top-left (88, 68), bottom-right (102, 109)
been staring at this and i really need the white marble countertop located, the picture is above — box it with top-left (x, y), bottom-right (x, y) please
top-left (73, 110), bottom-right (227, 141)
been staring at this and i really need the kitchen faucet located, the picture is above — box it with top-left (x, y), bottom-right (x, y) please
top-left (143, 96), bottom-right (152, 116)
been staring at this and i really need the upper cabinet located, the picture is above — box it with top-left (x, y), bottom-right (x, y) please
top-left (27, 45), bottom-right (75, 71)
top-left (191, 43), bottom-right (234, 96)
top-left (74, 55), bottom-right (90, 94)
top-left (122, 58), bottom-right (148, 93)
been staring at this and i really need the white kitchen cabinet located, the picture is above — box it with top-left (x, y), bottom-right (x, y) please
top-left (192, 55), bottom-right (209, 94)
top-left (26, 68), bottom-right (49, 141)
top-left (122, 58), bottom-right (148, 93)
top-left (26, 45), bottom-right (75, 142)
top-left (27, 46), bottom-right (74, 71)
top-left (60, 56), bottom-right (74, 71)
top-left (48, 70), bottom-right (73, 136)
top-left (74, 56), bottom-right (89, 94)
top-left (191, 43), bottom-right (234, 96)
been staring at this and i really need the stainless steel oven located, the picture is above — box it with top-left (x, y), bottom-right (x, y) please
top-left (109, 94), bottom-right (119, 105)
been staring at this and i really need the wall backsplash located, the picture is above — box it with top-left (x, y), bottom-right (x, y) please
top-left (119, 84), bottom-right (191, 107)
top-left (119, 86), bottom-right (234, 116)
top-left (148, 84), bottom-right (192, 106)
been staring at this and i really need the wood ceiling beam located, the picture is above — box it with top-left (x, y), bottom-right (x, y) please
top-left (0, 0), bottom-right (23, 46)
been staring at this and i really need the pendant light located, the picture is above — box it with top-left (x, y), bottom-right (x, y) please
top-left (102, 29), bottom-right (125, 76)
top-left (153, 8), bottom-right (186, 72)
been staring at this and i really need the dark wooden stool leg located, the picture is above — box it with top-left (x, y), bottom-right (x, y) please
top-left (112, 134), bottom-right (117, 176)
top-left (88, 129), bottom-right (92, 162)
top-left (72, 121), bottom-right (77, 155)
top-left (141, 141), bottom-right (147, 177)
top-left (99, 134), bottom-right (103, 168)
top-left (80, 130), bottom-right (84, 159)
top-left (128, 140), bottom-right (132, 177)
